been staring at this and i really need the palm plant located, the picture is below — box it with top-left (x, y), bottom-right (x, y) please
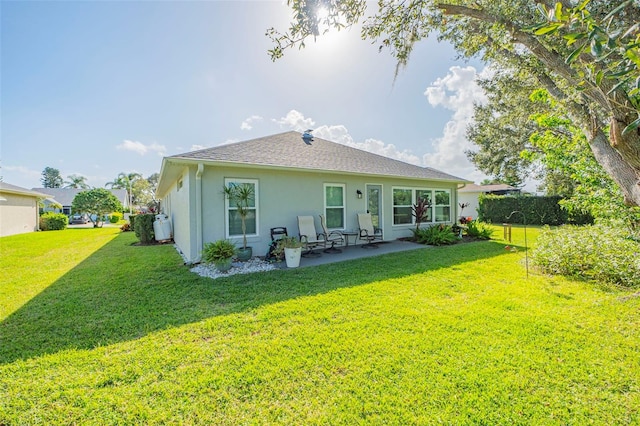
top-left (64, 174), bottom-right (90, 189)
top-left (223, 183), bottom-right (255, 250)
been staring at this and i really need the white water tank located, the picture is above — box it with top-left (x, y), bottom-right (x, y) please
top-left (153, 214), bottom-right (172, 241)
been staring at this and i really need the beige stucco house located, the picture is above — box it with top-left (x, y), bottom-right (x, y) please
top-left (156, 131), bottom-right (470, 263)
top-left (0, 182), bottom-right (48, 237)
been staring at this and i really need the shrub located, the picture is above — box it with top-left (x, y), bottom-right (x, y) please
top-left (39, 212), bottom-right (68, 231)
top-left (129, 214), bottom-right (136, 230)
top-left (478, 194), bottom-right (593, 226)
top-left (465, 220), bottom-right (495, 240)
top-left (202, 240), bottom-right (236, 263)
top-left (110, 213), bottom-right (122, 223)
top-left (532, 223), bottom-right (640, 287)
top-left (413, 225), bottom-right (458, 246)
top-left (120, 223), bottom-right (132, 232)
top-left (133, 213), bottom-right (155, 244)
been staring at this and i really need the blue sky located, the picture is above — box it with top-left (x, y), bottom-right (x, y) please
top-left (1, 0), bottom-right (490, 190)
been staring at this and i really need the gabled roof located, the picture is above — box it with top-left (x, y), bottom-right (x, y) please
top-left (0, 182), bottom-right (48, 198)
top-left (159, 131), bottom-right (469, 196)
top-left (33, 188), bottom-right (129, 206)
top-left (459, 183), bottom-right (519, 193)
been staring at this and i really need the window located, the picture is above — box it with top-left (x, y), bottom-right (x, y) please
top-left (416, 189), bottom-right (433, 222)
top-left (225, 179), bottom-right (258, 238)
top-left (324, 184), bottom-right (345, 228)
top-left (435, 190), bottom-right (451, 222)
top-left (393, 188), bottom-right (412, 225)
top-left (392, 187), bottom-right (451, 225)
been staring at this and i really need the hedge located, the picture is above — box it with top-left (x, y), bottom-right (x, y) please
top-left (40, 212), bottom-right (68, 231)
top-left (478, 195), bottom-right (593, 226)
top-left (133, 213), bottom-right (155, 244)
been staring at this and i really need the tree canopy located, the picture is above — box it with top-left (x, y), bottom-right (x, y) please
top-left (64, 174), bottom-right (90, 189)
top-left (41, 167), bottom-right (63, 188)
top-left (71, 188), bottom-right (122, 228)
top-left (268, 0), bottom-right (640, 207)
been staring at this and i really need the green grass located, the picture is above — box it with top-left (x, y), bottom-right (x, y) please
top-left (1, 226), bottom-right (638, 424)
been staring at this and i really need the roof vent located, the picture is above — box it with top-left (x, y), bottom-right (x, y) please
top-left (302, 129), bottom-right (314, 145)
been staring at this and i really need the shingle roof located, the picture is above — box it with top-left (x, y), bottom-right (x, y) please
top-left (0, 182), bottom-right (48, 198)
top-left (32, 188), bottom-right (128, 206)
top-left (459, 183), bottom-right (518, 193)
top-left (169, 131), bottom-right (468, 182)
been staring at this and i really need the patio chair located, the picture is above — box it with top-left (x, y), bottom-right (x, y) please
top-left (357, 213), bottom-right (383, 248)
top-left (319, 214), bottom-right (344, 253)
top-left (297, 215), bottom-right (325, 257)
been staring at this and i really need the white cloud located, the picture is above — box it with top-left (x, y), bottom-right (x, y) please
top-left (116, 140), bottom-right (167, 156)
top-left (189, 144), bottom-right (208, 151)
top-left (273, 110), bottom-right (316, 131)
top-left (422, 65), bottom-right (491, 181)
top-left (240, 115), bottom-right (263, 130)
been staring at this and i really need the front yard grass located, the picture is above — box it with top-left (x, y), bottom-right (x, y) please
top-left (0, 226), bottom-right (638, 424)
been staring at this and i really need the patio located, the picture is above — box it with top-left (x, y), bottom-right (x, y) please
top-left (291, 239), bottom-right (427, 268)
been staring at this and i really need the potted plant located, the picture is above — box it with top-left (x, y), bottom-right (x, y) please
top-left (282, 236), bottom-right (303, 268)
top-left (202, 239), bottom-right (236, 273)
top-left (223, 183), bottom-right (255, 261)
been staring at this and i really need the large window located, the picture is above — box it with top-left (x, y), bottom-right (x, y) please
top-left (435, 190), bottom-right (451, 222)
top-left (392, 187), bottom-right (451, 225)
top-left (324, 184), bottom-right (345, 229)
top-left (225, 178), bottom-right (258, 238)
top-left (393, 188), bottom-right (412, 225)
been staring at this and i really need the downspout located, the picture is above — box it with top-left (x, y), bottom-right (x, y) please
top-left (194, 163), bottom-right (204, 263)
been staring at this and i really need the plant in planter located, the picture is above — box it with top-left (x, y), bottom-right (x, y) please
top-left (223, 183), bottom-right (255, 261)
top-left (281, 236), bottom-right (303, 268)
top-left (411, 196), bottom-right (432, 238)
top-left (202, 239), bottom-right (237, 273)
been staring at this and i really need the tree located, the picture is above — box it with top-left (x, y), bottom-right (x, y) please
top-left (268, 0), bottom-right (640, 206)
top-left (105, 172), bottom-right (143, 210)
top-left (64, 174), bottom-right (90, 189)
top-left (72, 188), bottom-right (122, 228)
top-left (41, 167), bottom-right (63, 188)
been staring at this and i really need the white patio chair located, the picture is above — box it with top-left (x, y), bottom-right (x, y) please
top-left (357, 213), bottom-right (383, 248)
top-left (297, 215), bottom-right (325, 256)
top-left (319, 214), bottom-right (344, 253)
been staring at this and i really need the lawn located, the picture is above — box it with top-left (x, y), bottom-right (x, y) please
top-left (0, 226), bottom-right (638, 424)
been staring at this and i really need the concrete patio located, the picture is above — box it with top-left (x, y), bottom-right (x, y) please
top-left (290, 239), bottom-right (428, 268)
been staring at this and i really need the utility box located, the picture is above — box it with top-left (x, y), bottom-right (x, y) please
top-left (153, 214), bottom-right (172, 241)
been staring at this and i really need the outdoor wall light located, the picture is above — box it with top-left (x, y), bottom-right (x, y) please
top-left (356, 189), bottom-right (363, 199)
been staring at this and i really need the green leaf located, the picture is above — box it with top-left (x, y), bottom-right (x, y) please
top-left (564, 32), bottom-right (587, 45)
top-left (534, 23), bottom-right (561, 36)
top-left (621, 116), bottom-right (640, 136)
top-left (591, 39), bottom-right (603, 57)
top-left (554, 2), bottom-right (563, 21)
top-left (566, 44), bottom-right (585, 63)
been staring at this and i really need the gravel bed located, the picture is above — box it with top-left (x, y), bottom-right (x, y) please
top-left (190, 257), bottom-right (277, 279)
top-left (174, 244), bottom-right (278, 279)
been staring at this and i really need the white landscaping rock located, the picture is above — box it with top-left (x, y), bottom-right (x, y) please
top-left (190, 257), bottom-right (277, 280)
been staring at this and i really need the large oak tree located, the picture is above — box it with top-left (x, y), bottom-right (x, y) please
top-left (268, 0), bottom-right (640, 206)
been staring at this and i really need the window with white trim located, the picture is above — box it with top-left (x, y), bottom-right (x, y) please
top-left (225, 178), bottom-right (258, 238)
top-left (392, 187), bottom-right (451, 225)
top-left (393, 188), bottom-right (412, 225)
top-left (434, 190), bottom-right (451, 222)
top-left (324, 184), bottom-right (345, 229)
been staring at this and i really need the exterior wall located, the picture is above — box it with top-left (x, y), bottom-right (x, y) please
top-left (163, 166), bottom-right (197, 262)
top-left (0, 193), bottom-right (39, 237)
top-left (192, 165), bottom-right (460, 260)
top-left (458, 191), bottom-right (481, 220)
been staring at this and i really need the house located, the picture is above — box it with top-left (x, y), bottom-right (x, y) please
top-left (457, 183), bottom-right (521, 220)
top-left (34, 188), bottom-right (129, 215)
top-left (0, 182), bottom-right (48, 237)
top-left (156, 131), bottom-right (471, 263)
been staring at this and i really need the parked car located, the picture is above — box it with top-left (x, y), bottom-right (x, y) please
top-left (69, 214), bottom-right (90, 224)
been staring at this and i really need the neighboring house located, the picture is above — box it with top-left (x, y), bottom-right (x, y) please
top-left (457, 183), bottom-right (521, 220)
top-left (34, 188), bottom-right (129, 215)
top-left (0, 182), bottom-right (48, 237)
top-left (156, 131), bottom-right (471, 263)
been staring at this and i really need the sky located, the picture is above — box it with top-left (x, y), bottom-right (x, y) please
top-left (1, 0), bottom-right (493, 190)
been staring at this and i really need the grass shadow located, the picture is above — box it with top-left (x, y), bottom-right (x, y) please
top-left (0, 233), bottom-right (513, 364)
